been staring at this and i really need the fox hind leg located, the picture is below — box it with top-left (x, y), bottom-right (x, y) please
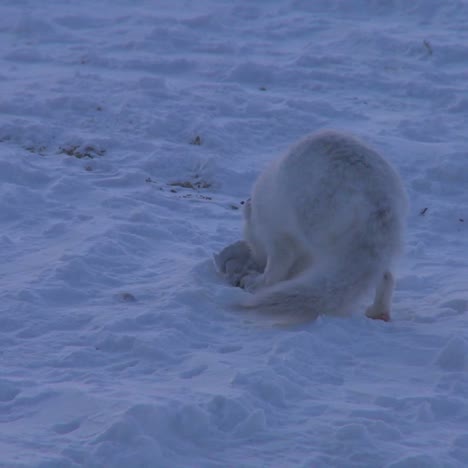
top-left (365, 271), bottom-right (394, 322)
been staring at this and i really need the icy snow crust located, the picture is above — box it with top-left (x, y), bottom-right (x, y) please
top-left (1, 1), bottom-right (468, 466)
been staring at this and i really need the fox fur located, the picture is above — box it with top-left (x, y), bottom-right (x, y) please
top-left (240, 129), bottom-right (408, 322)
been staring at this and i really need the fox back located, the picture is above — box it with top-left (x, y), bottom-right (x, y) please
top-left (242, 130), bottom-right (407, 320)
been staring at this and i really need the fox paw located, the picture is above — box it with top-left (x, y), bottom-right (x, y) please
top-left (365, 307), bottom-right (391, 322)
top-left (239, 272), bottom-right (264, 292)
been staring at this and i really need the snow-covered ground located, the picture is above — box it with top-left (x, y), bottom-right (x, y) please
top-left (1, 1), bottom-right (468, 466)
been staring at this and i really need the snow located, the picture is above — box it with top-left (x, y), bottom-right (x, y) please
top-left (1, 0), bottom-right (467, 466)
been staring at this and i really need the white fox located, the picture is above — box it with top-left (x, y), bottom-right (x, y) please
top-left (237, 129), bottom-right (408, 322)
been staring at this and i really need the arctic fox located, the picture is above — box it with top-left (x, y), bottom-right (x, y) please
top-left (240, 130), bottom-right (408, 322)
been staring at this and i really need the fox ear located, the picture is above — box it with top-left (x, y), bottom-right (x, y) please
top-left (212, 253), bottom-right (224, 273)
top-left (243, 198), bottom-right (252, 219)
